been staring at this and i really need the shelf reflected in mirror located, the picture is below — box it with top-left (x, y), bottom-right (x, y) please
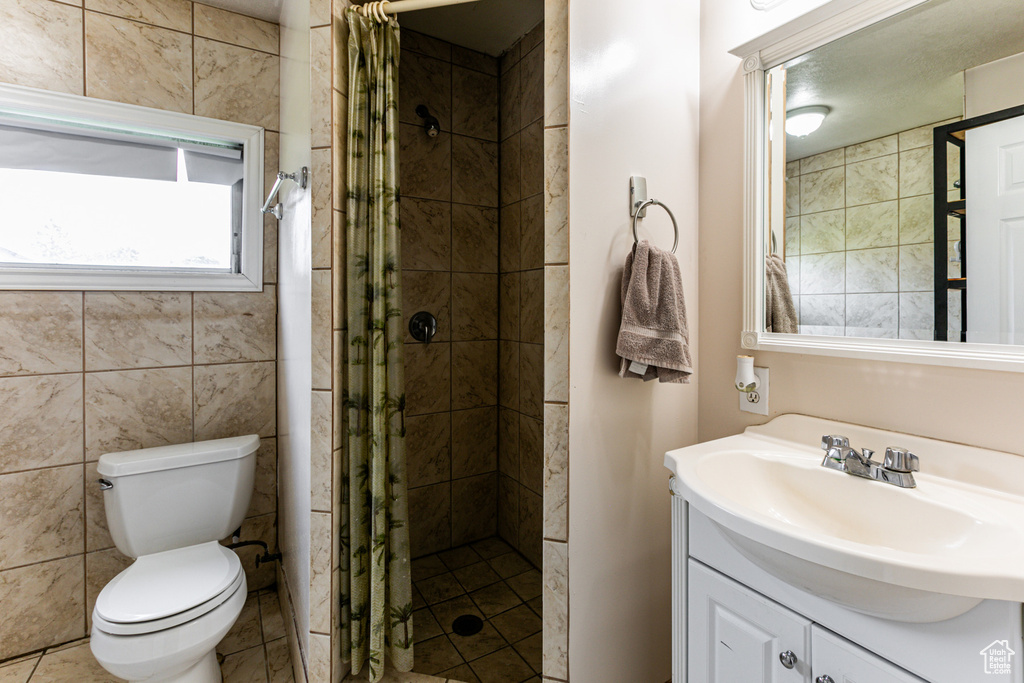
top-left (764, 0), bottom-right (1024, 346)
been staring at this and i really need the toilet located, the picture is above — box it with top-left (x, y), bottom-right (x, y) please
top-left (89, 434), bottom-right (259, 683)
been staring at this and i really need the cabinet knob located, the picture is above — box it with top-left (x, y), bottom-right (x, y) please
top-left (779, 650), bottom-right (797, 669)
top-left (816, 676), bottom-right (835, 683)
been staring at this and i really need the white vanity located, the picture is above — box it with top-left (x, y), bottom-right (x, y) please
top-left (665, 415), bottom-right (1024, 683)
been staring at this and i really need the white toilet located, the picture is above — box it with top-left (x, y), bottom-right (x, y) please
top-left (90, 434), bottom-right (260, 683)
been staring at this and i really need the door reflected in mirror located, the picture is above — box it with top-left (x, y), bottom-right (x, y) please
top-left (766, 0), bottom-right (1024, 344)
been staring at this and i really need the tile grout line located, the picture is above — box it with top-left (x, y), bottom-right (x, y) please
top-left (191, 0), bottom-right (196, 116)
top-left (448, 41), bottom-right (456, 552)
top-left (80, 3), bottom-right (87, 96)
top-left (81, 290), bottom-right (88, 637)
top-left (25, 653), bottom-right (42, 682)
top-left (0, 357), bottom-right (278, 383)
top-left (190, 292), bottom-right (196, 443)
top-left (328, 14), bottom-right (337, 680)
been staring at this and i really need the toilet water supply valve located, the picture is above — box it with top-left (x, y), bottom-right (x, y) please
top-left (227, 528), bottom-right (282, 568)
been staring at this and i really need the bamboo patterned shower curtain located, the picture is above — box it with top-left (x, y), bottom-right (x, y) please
top-left (341, 10), bottom-right (414, 680)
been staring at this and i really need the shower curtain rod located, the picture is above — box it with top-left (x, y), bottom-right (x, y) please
top-left (358, 0), bottom-right (480, 17)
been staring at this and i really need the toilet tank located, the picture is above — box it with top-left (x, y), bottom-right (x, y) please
top-left (96, 435), bottom-right (259, 558)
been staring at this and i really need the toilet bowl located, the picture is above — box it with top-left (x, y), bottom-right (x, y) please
top-left (90, 435), bottom-right (259, 683)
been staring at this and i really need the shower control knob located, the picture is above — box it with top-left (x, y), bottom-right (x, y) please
top-left (409, 311), bottom-right (437, 344)
top-left (779, 650), bottom-right (797, 669)
top-left (816, 676), bottom-right (835, 683)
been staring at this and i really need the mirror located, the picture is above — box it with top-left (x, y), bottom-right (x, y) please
top-left (758, 0), bottom-right (1024, 351)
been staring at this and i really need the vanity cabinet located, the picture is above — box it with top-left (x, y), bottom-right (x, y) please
top-left (689, 560), bottom-right (926, 683)
top-left (811, 625), bottom-right (927, 683)
top-left (689, 560), bottom-right (811, 682)
top-left (667, 415), bottom-right (1024, 683)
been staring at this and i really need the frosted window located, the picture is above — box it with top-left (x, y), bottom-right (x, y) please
top-left (0, 82), bottom-right (264, 291)
top-left (0, 150), bottom-right (236, 270)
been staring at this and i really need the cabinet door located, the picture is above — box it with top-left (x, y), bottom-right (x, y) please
top-left (689, 560), bottom-right (812, 682)
top-left (811, 625), bottom-right (928, 683)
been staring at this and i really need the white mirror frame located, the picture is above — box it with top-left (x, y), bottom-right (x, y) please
top-left (732, 0), bottom-right (1024, 372)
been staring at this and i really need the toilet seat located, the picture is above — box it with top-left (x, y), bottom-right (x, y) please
top-left (94, 542), bottom-right (243, 636)
top-left (91, 571), bottom-right (247, 683)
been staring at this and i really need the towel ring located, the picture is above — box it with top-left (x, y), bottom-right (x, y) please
top-left (632, 199), bottom-right (679, 254)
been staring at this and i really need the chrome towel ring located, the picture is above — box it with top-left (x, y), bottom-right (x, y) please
top-left (632, 198), bottom-right (679, 254)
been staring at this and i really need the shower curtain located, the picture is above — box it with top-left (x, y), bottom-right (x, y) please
top-left (341, 10), bottom-right (413, 681)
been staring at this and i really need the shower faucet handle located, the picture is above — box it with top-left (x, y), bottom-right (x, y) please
top-left (409, 311), bottom-right (437, 344)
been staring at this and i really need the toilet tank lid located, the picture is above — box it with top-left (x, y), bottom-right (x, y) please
top-left (97, 435), bottom-right (260, 477)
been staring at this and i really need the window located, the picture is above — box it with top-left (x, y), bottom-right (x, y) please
top-left (0, 84), bottom-right (265, 291)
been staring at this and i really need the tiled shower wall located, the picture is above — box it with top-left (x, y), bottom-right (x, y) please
top-left (785, 118), bottom-right (962, 339)
top-left (308, 1), bottom-right (339, 680)
top-left (398, 31), bottom-right (502, 559)
top-left (541, 0), bottom-right (570, 677)
top-left (326, 6), bottom-right (570, 681)
top-left (0, 0), bottom-right (280, 662)
top-left (498, 22), bottom-right (546, 570)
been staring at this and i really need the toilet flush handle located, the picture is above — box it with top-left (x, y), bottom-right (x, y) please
top-left (97, 478), bottom-right (113, 491)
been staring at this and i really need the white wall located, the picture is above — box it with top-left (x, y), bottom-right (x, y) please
top-left (277, 0), bottom-right (313, 653)
top-left (567, 0), bottom-right (701, 679)
top-left (698, 0), bottom-right (1024, 456)
top-left (966, 51), bottom-right (1024, 118)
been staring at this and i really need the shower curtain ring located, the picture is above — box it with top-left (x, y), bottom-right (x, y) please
top-left (378, 0), bottom-right (390, 20)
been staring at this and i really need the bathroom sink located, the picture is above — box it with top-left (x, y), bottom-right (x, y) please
top-left (665, 414), bottom-right (1024, 623)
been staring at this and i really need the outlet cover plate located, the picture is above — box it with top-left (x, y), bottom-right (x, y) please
top-left (739, 367), bottom-right (769, 416)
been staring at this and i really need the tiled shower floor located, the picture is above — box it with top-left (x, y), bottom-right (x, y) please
top-left (0, 588), bottom-right (293, 683)
top-left (410, 537), bottom-right (542, 682)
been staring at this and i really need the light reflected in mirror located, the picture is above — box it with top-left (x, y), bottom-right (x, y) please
top-left (765, 0), bottom-right (1024, 344)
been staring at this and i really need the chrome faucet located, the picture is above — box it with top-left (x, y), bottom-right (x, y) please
top-left (820, 435), bottom-right (919, 488)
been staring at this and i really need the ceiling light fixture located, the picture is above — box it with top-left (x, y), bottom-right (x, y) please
top-left (786, 105), bottom-right (830, 137)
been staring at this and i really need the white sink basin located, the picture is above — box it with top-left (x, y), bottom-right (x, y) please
top-left (665, 415), bottom-right (1024, 623)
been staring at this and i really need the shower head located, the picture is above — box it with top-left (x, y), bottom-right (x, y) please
top-left (415, 104), bottom-right (441, 138)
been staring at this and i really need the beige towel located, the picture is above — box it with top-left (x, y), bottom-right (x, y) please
top-left (617, 241), bottom-right (692, 384)
top-left (765, 253), bottom-right (798, 333)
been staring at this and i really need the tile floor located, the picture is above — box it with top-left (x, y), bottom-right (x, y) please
top-left (0, 587), bottom-right (293, 683)
top-left (409, 537), bottom-right (543, 683)
top-left (0, 540), bottom-right (538, 683)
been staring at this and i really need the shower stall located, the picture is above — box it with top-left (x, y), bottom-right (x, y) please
top-left (394, 8), bottom-right (547, 679)
top-left (276, 0), bottom-right (554, 679)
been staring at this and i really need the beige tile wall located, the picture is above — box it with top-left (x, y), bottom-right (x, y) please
top-left (0, 0), bottom-right (280, 663)
top-left (541, 0), bottom-right (569, 679)
top-left (498, 22), bottom-right (546, 570)
top-left (399, 30), bottom-right (502, 560)
top-left (785, 119), bottom-right (962, 340)
top-left (311, 2), bottom-right (339, 681)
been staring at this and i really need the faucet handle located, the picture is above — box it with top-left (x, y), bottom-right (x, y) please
top-left (883, 447), bottom-right (919, 473)
top-left (861, 448), bottom-right (875, 462)
top-left (821, 434), bottom-right (850, 451)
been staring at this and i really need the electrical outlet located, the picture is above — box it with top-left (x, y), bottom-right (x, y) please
top-left (739, 367), bottom-right (769, 416)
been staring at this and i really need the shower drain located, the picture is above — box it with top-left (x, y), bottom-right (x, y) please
top-left (451, 614), bottom-right (484, 636)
